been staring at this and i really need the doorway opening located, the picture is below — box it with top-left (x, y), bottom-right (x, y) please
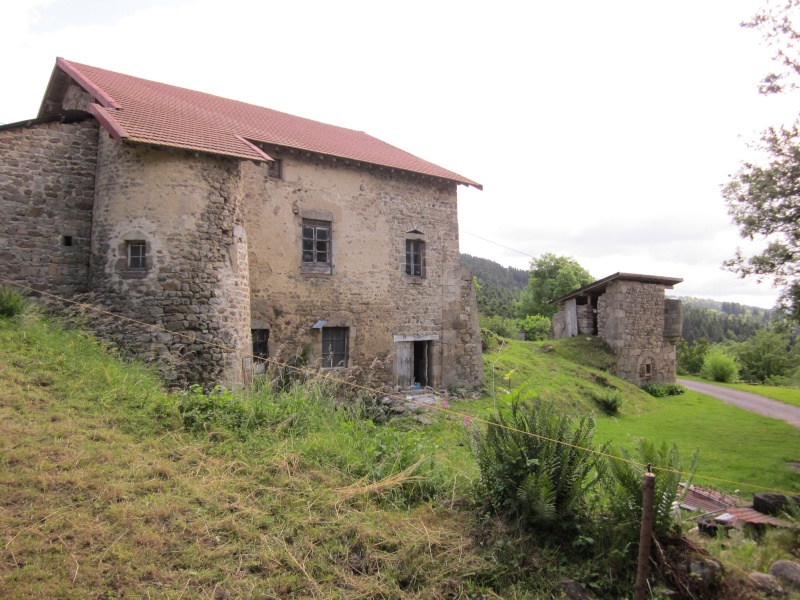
top-left (396, 337), bottom-right (437, 388)
top-left (413, 340), bottom-right (429, 387)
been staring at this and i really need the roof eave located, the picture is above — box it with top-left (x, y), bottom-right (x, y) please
top-left (551, 272), bottom-right (684, 304)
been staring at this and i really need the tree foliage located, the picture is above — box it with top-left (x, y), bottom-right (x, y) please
top-left (733, 327), bottom-right (797, 383)
top-left (724, 1), bottom-right (800, 321)
top-left (516, 253), bottom-right (593, 319)
top-left (680, 302), bottom-right (768, 343)
top-left (461, 254), bottom-right (528, 318)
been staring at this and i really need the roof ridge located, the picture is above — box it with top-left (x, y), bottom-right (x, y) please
top-left (52, 58), bottom-right (481, 189)
top-left (63, 58), bottom-right (375, 138)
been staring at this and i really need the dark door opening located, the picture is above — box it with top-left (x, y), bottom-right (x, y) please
top-left (413, 341), bottom-right (429, 387)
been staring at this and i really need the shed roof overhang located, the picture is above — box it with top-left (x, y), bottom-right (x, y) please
top-left (552, 272), bottom-right (683, 305)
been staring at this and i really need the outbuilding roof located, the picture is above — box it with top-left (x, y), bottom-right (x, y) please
top-left (38, 58), bottom-right (481, 189)
top-left (552, 272), bottom-right (683, 304)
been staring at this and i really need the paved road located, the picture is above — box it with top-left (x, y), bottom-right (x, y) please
top-left (677, 378), bottom-right (800, 429)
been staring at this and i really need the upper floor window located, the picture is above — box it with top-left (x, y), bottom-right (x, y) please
top-left (302, 219), bottom-right (331, 268)
top-left (405, 239), bottom-right (425, 277)
top-left (322, 327), bottom-right (348, 369)
top-left (267, 158), bottom-right (283, 180)
top-left (127, 240), bottom-right (147, 270)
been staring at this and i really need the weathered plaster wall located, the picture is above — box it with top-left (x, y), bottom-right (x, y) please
top-left (242, 151), bottom-right (482, 389)
top-left (3, 78), bottom-right (483, 390)
top-left (0, 119), bottom-right (98, 295)
top-left (88, 131), bottom-right (251, 385)
top-left (598, 280), bottom-right (677, 384)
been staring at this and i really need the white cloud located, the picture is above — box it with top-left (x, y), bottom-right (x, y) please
top-left (2, 0), bottom-right (794, 309)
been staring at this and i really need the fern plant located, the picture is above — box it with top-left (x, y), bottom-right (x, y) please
top-left (603, 440), bottom-right (699, 539)
top-left (471, 390), bottom-right (607, 529)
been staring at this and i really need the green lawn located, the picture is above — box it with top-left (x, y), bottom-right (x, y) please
top-left (593, 390), bottom-right (800, 497)
top-left (447, 339), bottom-right (800, 498)
top-left (679, 375), bottom-right (800, 408)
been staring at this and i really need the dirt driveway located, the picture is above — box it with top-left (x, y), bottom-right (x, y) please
top-left (677, 378), bottom-right (800, 429)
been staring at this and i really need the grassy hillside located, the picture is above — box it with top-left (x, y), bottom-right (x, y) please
top-left (448, 337), bottom-right (800, 496)
top-left (2, 305), bottom-right (799, 598)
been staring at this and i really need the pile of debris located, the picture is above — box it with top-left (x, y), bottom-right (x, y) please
top-left (678, 484), bottom-right (798, 534)
top-left (679, 485), bottom-right (800, 595)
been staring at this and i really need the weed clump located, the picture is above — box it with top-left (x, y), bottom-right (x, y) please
top-left (640, 382), bottom-right (686, 398)
top-left (592, 387), bottom-right (623, 414)
top-left (0, 286), bottom-right (26, 318)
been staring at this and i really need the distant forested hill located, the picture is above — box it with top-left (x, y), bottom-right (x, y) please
top-left (461, 254), bottom-right (528, 317)
top-left (672, 296), bottom-right (773, 343)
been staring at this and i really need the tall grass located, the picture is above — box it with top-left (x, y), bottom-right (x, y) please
top-left (0, 285), bottom-right (26, 318)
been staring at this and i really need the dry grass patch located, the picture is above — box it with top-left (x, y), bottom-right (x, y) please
top-left (2, 316), bottom-right (558, 599)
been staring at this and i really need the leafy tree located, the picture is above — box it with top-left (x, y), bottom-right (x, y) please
top-left (723, 1), bottom-right (800, 322)
top-left (733, 327), bottom-right (797, 383)
top-left (516, 253), bottom-right (593, 319)
top-left (676, 337), bottom-right (710, 375)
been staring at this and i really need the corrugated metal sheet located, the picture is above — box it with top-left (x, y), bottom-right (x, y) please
top-left (676, 485), bottom-right (793, 528)
top-left (727, 507), bottom-right (792, 527)
top-left (677, 484), bottom-right (740, 513)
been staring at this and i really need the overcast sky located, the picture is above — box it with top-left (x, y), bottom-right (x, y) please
top-left (3, 0), bottom-right (798, 308)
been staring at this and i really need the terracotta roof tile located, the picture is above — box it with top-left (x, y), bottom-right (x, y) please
top-left (52, 58), bottom-right (481, 189)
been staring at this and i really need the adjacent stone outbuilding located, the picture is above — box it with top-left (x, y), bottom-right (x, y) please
top-left (550, 273), bottom-right (683, 385)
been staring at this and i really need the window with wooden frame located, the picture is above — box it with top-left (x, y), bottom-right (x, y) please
top-left (126, 240), bottom-right (147, 271)
top-left (301, 219), bottom-right (332, 273)
top-left (405, 239), bottom-right (425, 278)
top-left (321, 327), bottom-right (348, 369)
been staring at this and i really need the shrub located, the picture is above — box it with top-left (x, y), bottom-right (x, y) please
top-left (480, 315), bottom-right (518, 339)
top-left (480, 327), bottom-right (499, 352)
top-left (592, 387), bottom-right (623, 415)
top-left (640, 382), bottom-right (686, 398)
top-left (700, 348), bottom-right (739, 383)
top-left (471, 391), bottom-right (607, 529)
top-left (0, 286), bottom-right (26, 319)
top-left (518, 314), bottom-right (551, 341)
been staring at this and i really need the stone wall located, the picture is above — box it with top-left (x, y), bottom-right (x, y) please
top-left (0, 118), bottom-right (98, 296)
top-left (577, 303), bottom-right (594, 335)
top-left (88, 131), bottom-right (251, 385)
top-left (242, 150), bottom-right (483, 389)
top-left (598, 280), bottom-right (677, 384)
top-left (3, 87), bottom-right (483, 390)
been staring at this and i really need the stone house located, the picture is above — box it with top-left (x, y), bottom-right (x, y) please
top-left (0, 57), bottom-right (484, 390)
top-left (550, 273), bottom-right (683, 384)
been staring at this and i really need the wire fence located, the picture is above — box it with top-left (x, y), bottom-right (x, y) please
top-left (1, 275), bottom-right (798, 496)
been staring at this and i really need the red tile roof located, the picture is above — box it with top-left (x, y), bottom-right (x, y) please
top-left (44, 58), bottom-right (481, 189)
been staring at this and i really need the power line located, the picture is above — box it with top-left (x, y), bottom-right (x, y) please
top-left (460, 229), bottom-right (536, 259)
top-left (1, 275), bottom-right (796, 496)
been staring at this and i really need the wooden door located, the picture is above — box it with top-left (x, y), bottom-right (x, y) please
top-left (396, 342), bottom-right (414, 388)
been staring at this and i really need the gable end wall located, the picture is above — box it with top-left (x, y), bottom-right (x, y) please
top-left (0, 119), bottom-right (99, 296)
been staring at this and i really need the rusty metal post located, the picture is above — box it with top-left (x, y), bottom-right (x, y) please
top-left (634, 471), bottom-right (656, 600)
